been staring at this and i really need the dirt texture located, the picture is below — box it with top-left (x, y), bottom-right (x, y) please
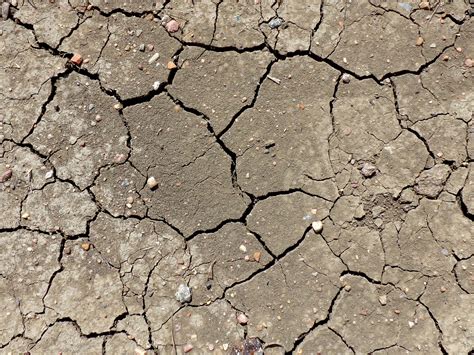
top-left (0, 0), bottom-right (473, 354)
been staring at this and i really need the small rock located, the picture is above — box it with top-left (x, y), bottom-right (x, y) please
top-left (429, 43), bottom-right (436, 48)
top-left (354, 205), bottom-right (366, 219)
top-left (64, 247), bottom-right (71, 255)
top-left (138, 43), bottom-right (145, 52)
top-left (152, 81), bottom-right (160, 90)
top-left (148, 52), bottom-right (160, 64)
top-left (361, 162), bottom-right (377, 178)
top-left (223, 344), bottom-right (229, 351)
top-left (239, 244), bottom-right (247, 253)
top-left (44, 170), bottom-right (54, 179)
top-left (0, 168), bottom-right (13, 183)
top-left (165, 20), bottom-right (180, 33)
top-left (341, 73), bottom-right (351, 83)
top-left (465, 58), bottom-right (473, 68)
top-left (175, 284), bottom-right (192, 303)
top-left (183, 344), bottom-right (193, 353)
top-left (146, 44), bottom-right (154, 52)
top-left (311, 221), bottom-right (323, 233)
top-left (81, 242), bottom-right (91, 251)
top-left (236, 313), bottom-right (248, 325)
top-left (70, 53), bottom-right (83, 66)
top-left (147, 176), bottom-right (158, 190)
top-left (416, 37), bottom-right (424, 46)
top-left (2, 2), bottom-right (10, 20)
top-left (10, 0), bottom-right (18, 7)
top-left (440, 286), bottom-right (447, 293)
top-left (21, 212), bottom-right (29, 219)
top-left (414, 164), bottom-right (450, 198)
top-left (374, 218), bottom-right (384, 228)
top-left (126, 196), bottom-right (134, 204)
top-left (378, 294), bottom-right (387, 305)
top-left (269, 17), bottom-right (283, 29)
top-left (408, 321), bottom-right (415, 328)
top-left (419, 1), bottom-right (430, 10)
top-left (167, 61), bottom-right (177, 70)
top-left (253, 251), bottom-right (261, 262)
top-left (135, 29), bottom-right (143, 37)
top-left (113, 103), bottom-right (123, 110)
top-left (344, 285), bottom-right (352, 292)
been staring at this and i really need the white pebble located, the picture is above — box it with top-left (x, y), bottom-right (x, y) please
top-left (148, 52), bottom-right (160, 64)
top-left (236, 313), bottom-right (248, 325)
top-left (311, 221), bottom-right (323, 233)
top-left (147, 176), bottom-right (158, 189)
top-left (239, 244), bottom-right (247, 253)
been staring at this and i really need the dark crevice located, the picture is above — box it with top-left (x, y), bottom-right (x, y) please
top-left (217, 57), bottom-right (277, 138)
top-left (418, 300), bottom-right (448, 355)
top-left (19, 68), bottom-right (72, 144)
top-left (223, 227), bottom-right (313, 295)
top-left (285, 287), bottom-right (343, 353)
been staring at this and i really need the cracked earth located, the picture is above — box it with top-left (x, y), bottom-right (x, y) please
top-left (0, 0), bottom-right (473, 354)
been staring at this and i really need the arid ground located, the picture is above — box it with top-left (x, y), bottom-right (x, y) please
top-left (1, 0), bottom-right (473, 354)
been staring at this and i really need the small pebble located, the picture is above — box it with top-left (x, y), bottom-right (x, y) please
top-left (440, 286), bottom-right (447, 293)
top-left (253, 251), bottom-right (261, 262)
top-left (419, 1), bottom-right (430, 9)
top-left (416, 37), bottom-right (424, 46)
top-left (165, 19), bottom-right (180, 33)
top-left (378, 295), bottom-right (387, 306)
top-left (167, 61), bottom-right (177, 70)
top-left (44, 170), bottom-right (54, 179)
top-left (239, 244), bottom-right (247, 253)
top-left (70, 53), bottom-right (83, 66)
top-left (269, 17), bottom-right (283, 29)
top-left (126, 196), bottom-right (134, 204)
top-left (21, 212), bottom-right (29, 219)
top-left (113, 103), bottom-right (123, 110)
top-left (408, 321), bottom-right (415, 328)
top-left (341, 73), bottom-right (351, 83)
top-left (223, 344), bottom-right (229, 351)
top-left (138, 43), bottom-right (145, 52)
top-left (237, 313), bottom-right (248, 325)
top-left (183, 344), bottom-right (193, 353)
top-left (147, 44), bottom-right (154, 51)
top-left (148, 52), bottom-right (160, 64)
top-left (175, 284), bottom-right (192, 303)
top-left (311, 221), bottom-right (323, 233)
top-left (361, 162), bottom-right (377, 178)
top-left (147, 176), bottom-right (158, 189)
top-left (429, 43), bottom-right (436, 48)
top-left (152, 81), bottom-right (160, 90)
top-left (81, 242), bottom-right (91, 251)
top-left (0, 168), bottom-right (13, 183)
top-left (464, 58), bottom-right (473, 68)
